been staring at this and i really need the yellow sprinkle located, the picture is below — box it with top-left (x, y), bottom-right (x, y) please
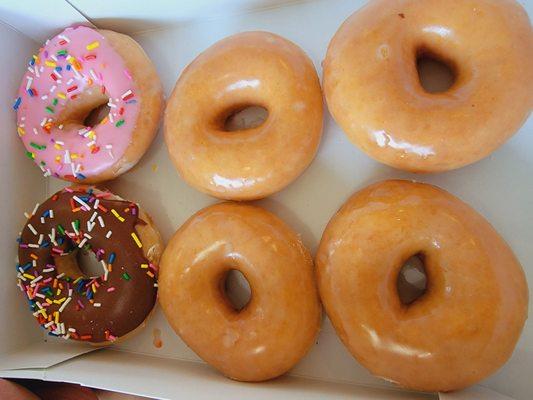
top-left (146, 271), bottom-right (154, 278)
top-left (86, 41), bottom-right (100, 50)
top-left (17, 126), bottom-right (26, 136)
top-left (57, 92), bottom-right (66, 99)
top-left (55, 156), bottom-right (61, 163)
top-left (54, 311), bottom-right (59, 324)
top-left (140, 263), bottom-right (148, 269)
top-left (32, 55), bottom-right (39, 64)
top-left (56, 288), bottom-right (61, 296)
top-left (87, 130), bottom-right (96, 139)
top-left (100, 116), bottom-right (108, 125)
top-left (71, 153), bottom-right (78, 159)
top-left (45, 60), bottom-right (56, 68)
top-left (23, 273), bottom-right (35, 280)
top-left (73, 277), bottom-right (82, 284)
top-left (151, 163), bottom-right (158, 172)
top-left (92, 283), bottom-right (97, 293)
top-left (45, 298), bottom-right (52, 305)
top-left (111, 209), bottom-right (125, 222)
top-left (131, 232), bottom-right (142, 248)
top-left (54, 144), bottom-right (62, 150)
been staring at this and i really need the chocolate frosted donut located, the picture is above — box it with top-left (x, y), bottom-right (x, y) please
top-left (16, 186), bottom-right (162, 344)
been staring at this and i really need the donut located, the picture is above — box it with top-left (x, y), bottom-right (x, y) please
top-left (159, 202), bottom-right (321, 381)
top-left (16, 186), bottom-right (163, 344)
top-left (316, 180), bottom-right (528, 392)
top-left (323, 0), bottom-right (533, 172)
top-left (14, 26), bottom-right (163, 182)
top-left (164, 31), bottom-right (323, 200)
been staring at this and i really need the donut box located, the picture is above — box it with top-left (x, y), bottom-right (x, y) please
top-left (0, 0), bottom-right (531, 399)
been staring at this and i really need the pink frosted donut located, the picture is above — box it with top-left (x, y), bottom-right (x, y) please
top-left (14, 26), bottom-right (163, 183)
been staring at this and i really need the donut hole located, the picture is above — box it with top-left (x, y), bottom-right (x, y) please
top-left (54, 248), bottom-right (102, 279)
top-left (83, 101), bottom-right (111, 127)
top-left (221, 269), bottom-right (252, 311)
top-left (222, 105), bottom-right (268, 131)
top-left (416, 49), bottom-right (456, 93)
top-left (55, 88), bottom-right (110, 129)
top-left (397, 253), bottom-right (428, 305)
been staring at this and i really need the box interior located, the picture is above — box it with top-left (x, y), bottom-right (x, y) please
top-left (1, 1), bottom-right (531, 399)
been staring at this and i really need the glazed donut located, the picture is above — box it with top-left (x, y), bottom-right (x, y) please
top-left (316, 180), bottom-right (528, 392)
top-left (159, 203), bottom-right (321, 381)
top-left (164, 31), bottom-right (323, 200)
top-left (15, 26), bottom-right (163, 182)
top-left (323, 0), bottom-right (533, 172)
top-left (16, 186), bottom-right (163, 344)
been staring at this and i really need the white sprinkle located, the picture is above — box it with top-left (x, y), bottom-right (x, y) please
top-left (32, 203), bottom-right (40, 216)
top-left (51, 54), bottom-right (58, 62)
top-left (56, 273), bottom-right (65, 279)
top-left (32, 259), bottom-right (37, 267)
top-left (68, 289), bottom-right (73, 296)
top-left (121, 89), bottom-right (133, 99)
top-left (50, 84), bottom-right (57, 92)
top-left (28, 244), bottom-right (40, 248)
top-left (30, 275), bottom-right (43, 284)
top-left (63, 333), bottom-right (70, 340)
top-left (98, 216), bottom-right (105, 228)
top-left (35, 67), bottom-right (40, 77)
top-left (66, 78), bottom-right (74, 85)
top-left (44, 321), bottom-right (54, 328)
top-left (35, 293), bottom-right (45, 299)
top-left (27, 224), bottom-right (37, 235)
top-left (153, 283), bottom-right (158, 288)
top-left (24, 212), bottom-right (30, 219)
top-left (101, 260), bottom-right (108, 274)
top-left (59, 34), bottom-right (70, 43)
top-left (26, 77), bottom-right (33, 90)
top-left (68, 327), bottom-right (76, 333)
top-left (49, 209), bottom-right (54, 218)
top-left (40, 118), bottom-right (47, 127)
top-left (105, 230), bottom-right (112, 239)
top-left (17, 273), bottom-right (27, 282)
top-left (64, 150), bottom-right (71, 164)
top-left (93, 303), bottom-right (101, 307)
top-left (38, 234), bottom-right (44, 244)
top-left (58, 297), bottom-right (71, 313)
top-left (90, 211), bottom-right (98, 222)
top-left (86, 140), bottom-right (96, 147)
top-left (87, 221), bottom-right (95, 232)
top-left (40, 217), bottom-right (45, 224)
top-left (78, 238), bottom-right (88, 248)
top-left (89, 69), bottom-right (98, 81)
top-left (73, 195), bottom-right (90, 211)
top-left (33, 128), bottom-right (38, 135)
top-left (74, 163), bottom-right (81, 174)
top-left (108, 112), bottom-right (115, 123)
top-left (84, 233), bottom-right (92, 240)
top-left (42, 267), bottom-right (54, 273)
top-left (27, 66), bottom-right (35, 75)
top-left (41, 95), bottom-right (48, 100)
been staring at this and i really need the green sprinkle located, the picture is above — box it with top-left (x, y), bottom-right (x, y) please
top-left (122, 272), bottom-right (131, 281)
top-left (40, 161), bottom-right (46, 166)
top-left (74, 219), bottom-right (80, 230)
top-left (52, 98), bottom-right (58, 106)
top-left (45, 106), bottom-right (54, 114)
top-left (26, 151), bottom-right (35, 159)
top-left (57, 50), bottom-right (67, 56)
top-left (57, 224), bottom-right (65, 235)
top-left (30, 142), bottom-right (46, 150)
top-left (115, 119), bottom-right (125, 127)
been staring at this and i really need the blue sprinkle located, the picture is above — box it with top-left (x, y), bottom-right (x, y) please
top-left (22, 262), bottom-right (32, 271)
top-left (42, 210), bottom-right (50, 218)
top-left (41, 241), bottom-right (50, 248)
top-left (29, 58), bottom-right (34, 66)
top-left (13, 97), bottom-right (22, 110)
top-left (76, 173), bottom-right (86, 180)
top-left (55, 66), bottom-right (62, 72)
top-left (108, 252), bottom-right (116, 264)
top-left (48, 331), bottom-right (60, 336)
top-left (126, 99), bottom-right (137, 104)
top-left (66, 64), bottom-right (71, 71)
top-left (27, 89), bottom-right (34, 97)
top-left (16, 237), bottom-right (21, 243)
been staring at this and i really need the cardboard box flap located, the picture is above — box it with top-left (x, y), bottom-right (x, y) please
top-left (0, 0), bottom-right (91, 42)
top-left (440, 386), bottom-right (516, 400)
top-left (0, 341), bottom-right (96, 371)
top-left (42, 349), bottom-right (435, 400)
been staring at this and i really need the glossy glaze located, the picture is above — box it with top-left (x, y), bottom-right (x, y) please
top-left (15, 26), bottom-right (163, 183)
top-left (323, 0), bottom-right (533, 172)
top-left (159, 203), bottom-right (321, 381)
top-left (316, 180), bottom-right (528, 392)
top-left (164, 31), bottom-right (323, 200)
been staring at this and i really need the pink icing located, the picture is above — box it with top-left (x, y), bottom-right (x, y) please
top-left (15, 26), bottom-right (140, 180)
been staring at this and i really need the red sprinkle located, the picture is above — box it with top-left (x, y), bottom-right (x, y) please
top-left (84, 54), bottom-right (97, 60)
top-left (67, 85), bottom-right (78, 93)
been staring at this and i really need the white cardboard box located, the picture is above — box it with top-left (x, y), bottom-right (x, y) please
top-left (0, 1), bottom-right (531, 399)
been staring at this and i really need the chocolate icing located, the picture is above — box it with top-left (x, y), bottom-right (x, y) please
top-left (17, 187), bottom-right (157, 343)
